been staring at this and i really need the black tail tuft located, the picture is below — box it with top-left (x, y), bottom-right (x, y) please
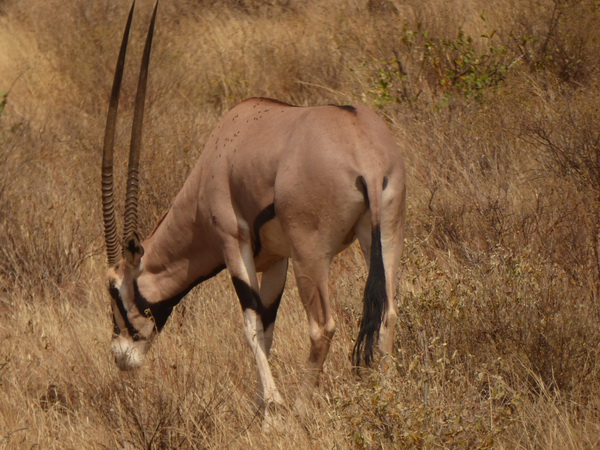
top-left (352, 225), bottom-right (387, 366)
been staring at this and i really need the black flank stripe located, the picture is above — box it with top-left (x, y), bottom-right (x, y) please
top-left (253, 203), bottom-right (276, 257)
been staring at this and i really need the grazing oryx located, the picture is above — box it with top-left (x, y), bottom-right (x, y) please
top-left (102, 1), bottom-right (406, 414)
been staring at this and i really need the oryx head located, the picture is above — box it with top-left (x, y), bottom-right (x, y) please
top-left (101, 1), bottom-right (158, 371)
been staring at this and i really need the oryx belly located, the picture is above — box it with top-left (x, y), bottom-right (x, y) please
top-left (260, 216), bottom-right (291, 255)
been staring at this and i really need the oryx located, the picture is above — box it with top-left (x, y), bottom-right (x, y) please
top-left (102, 1), bottom-right (406, 415)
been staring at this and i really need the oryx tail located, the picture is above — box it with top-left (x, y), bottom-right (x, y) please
top-left (353, 176), bottom-right (388, 367)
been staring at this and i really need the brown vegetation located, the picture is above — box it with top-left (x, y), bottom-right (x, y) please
top-left (1, 0), bottom-right (598, 447)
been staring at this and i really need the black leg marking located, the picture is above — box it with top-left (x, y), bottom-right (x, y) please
top-left (232, 276), bottom-right (257, 310)
top-left (232, 277), bottom-right (282, 329)
top-left (261, 290), bottom-right (283, 330)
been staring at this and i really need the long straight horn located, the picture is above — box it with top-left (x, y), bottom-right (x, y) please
top-left (102, 1), bottom-right (136, 267)
top-left (123, 0), bottom-right (159, 247)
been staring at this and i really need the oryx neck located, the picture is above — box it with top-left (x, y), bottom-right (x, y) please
top-left (135, 201), bottom-right (224, 305)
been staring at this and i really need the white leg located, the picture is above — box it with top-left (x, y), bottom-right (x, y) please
top-left (225, 233), bottom-right (283, 409)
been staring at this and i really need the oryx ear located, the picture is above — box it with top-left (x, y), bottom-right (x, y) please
top-left (124, 232), bottom-right (144, 268)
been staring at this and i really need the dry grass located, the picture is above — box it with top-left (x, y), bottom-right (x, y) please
top-left (1, 0), bottom-right (599, 447)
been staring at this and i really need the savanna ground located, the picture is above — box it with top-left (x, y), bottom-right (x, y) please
top-left (0, 0), bottom-right (599, 447)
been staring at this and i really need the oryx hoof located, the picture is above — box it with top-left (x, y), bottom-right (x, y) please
top-left (262, 400), bottom-right (287, 432)
top-left (292, 394), bottom-right (314, 419)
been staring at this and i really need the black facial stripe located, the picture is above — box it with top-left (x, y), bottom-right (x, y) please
top-left (112, 316), bottom-right (120, 336)
top-left (108, 285), bottom-right (140, 340)
top-left (231, 277), bottom-right (282, 329)
top-left (253, 203), bottom-right (276, 257)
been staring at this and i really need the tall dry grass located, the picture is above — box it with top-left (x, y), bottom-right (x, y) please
top-left (1, 0), bottom-right (599, 447)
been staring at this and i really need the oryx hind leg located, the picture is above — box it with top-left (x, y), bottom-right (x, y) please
top-left (290, 254), bottom-right (335, 388)
top-left (223, 232), bottom-right (283, 409)
top-left (355, 200), bottom-right (405, 367)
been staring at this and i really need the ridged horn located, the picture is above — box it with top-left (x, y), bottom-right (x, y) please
top-left (123, 0), bottom-right (159, 248)
top-left (102, 1), bottom-right (136, 267)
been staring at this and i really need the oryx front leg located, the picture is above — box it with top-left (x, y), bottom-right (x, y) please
top-left (225, 235), bottom-right (283, 412)
top-left (259, 258), bottom-right (288, 357)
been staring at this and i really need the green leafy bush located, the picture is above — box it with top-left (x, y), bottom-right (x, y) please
top-left (366, 25), bottom-right (516, 107)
